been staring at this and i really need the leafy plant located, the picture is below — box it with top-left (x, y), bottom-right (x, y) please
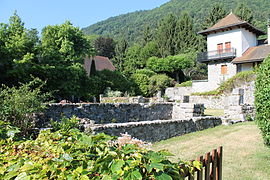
top-left (176, 81), bottom-right (192, 87)
top-left (0, 78), bottom-right (50, 136)
top-left (255, 56), bottom-right (270, 146)
top-left (0, 126), bottom-right (201, 179)
top-left (103, 87), bottom-right (122, 97)
top-left (50, 115), bottom-right (80, 132)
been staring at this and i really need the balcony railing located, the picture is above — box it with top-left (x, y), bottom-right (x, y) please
top-left (197, 48), bottom-right (236, 63)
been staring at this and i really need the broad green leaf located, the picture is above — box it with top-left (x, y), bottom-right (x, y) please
top-left (155, 173), bottom-right (173, 180)
top-left (111, 159), bottom-right (125, 173)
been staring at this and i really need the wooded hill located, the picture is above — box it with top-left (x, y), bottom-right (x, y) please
top-left (82, 0), bottom-right (270, 43)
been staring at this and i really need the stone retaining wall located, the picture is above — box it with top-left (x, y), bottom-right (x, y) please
top-left (44, 103), bottom-right (174, 124)
top-left (88, 117), bottom-right (222, 142)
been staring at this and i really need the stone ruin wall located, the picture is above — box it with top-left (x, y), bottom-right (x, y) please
top-left (165, 81), bottom-right (256, 121)
top-left (38, 102), bottom-right (213, 142)
top-left (89, 117), bottom-right (222, 142)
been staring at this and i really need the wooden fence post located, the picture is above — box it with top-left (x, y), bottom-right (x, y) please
top-left (217, 146), bottom-right (223, 180)
top-left (197, 156), bottom-right (203, 180)
top-left (205, 152), bottom-right (211, 180)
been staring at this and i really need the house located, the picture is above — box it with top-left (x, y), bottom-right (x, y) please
top-left (84, 56), bottom-right (116, 76)
top-left (193, 12), bottom-right (270, 92)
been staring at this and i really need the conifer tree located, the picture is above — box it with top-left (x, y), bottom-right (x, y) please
top-left (155, 14), bottom-right (177, 57)
top-left (235, 3), bottom-right (254, 23)
top-left (175, 12), bottom-right (197, 54)
top-left (202, 3), bottom-right (226, 29)
top-left (113, 38), bottom-right (129, 72)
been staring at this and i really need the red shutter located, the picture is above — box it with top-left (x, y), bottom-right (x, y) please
top-left (217, 43), bottom-right (223, 54)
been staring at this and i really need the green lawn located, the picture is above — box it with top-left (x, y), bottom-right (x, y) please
top-left (153, 122), bottom-right (270, 180)
top-left (204, 108), bottom-right (224, 116)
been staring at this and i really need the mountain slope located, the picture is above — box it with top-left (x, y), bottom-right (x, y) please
top-left (82, 0), bottom-right (270, 43)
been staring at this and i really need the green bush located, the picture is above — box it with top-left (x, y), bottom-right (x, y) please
top-left (0, 79), bottom-right (50, 135)
top-left (132, 69), bottom-right (174, 97)
top-left (175, 81), bottom-right (192, 87)
top-left (149, 74), bottom-right (174, 95)
top-left (50, 115), bottom-right (80, 132)
top-left (103, 87), bottom-right (122, 97)
top-left (255, 56), bottom-right (270, 146)
top-left (132, 72), bottom-right (151, 96)
top-left (0, 125), bottom-right (201, 179)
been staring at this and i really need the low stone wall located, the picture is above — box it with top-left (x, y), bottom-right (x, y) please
top-left (88, 117), bottom-right (222, 142)
top-left (172, 103), bottom-right (204, 119)
top-left (44, 103), bottom-right (174, 124)
top-left (166, 80), bottom-right (255, 110)
top-left (42, 103), bottom-right (204, 125)
top-left (189, 96), bottom-right (225, 109)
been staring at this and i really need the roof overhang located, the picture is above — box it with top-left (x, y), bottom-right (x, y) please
top-left (232, 58), bottom-right (264, 64)
top-left (198, 22), bottom-right (266, 36)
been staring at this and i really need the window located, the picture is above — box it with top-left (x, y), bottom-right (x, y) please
top-left (237, 64), bottom-right (242, 73)
top-left (221, 65), bottom-right (228, 75)
top-left (217, 43), bottom-right (223, 54)
top-left (225, 42), bottom-right (231, 52)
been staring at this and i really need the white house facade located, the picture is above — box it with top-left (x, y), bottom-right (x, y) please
top-left (192, 13), bottom-right (270, 92)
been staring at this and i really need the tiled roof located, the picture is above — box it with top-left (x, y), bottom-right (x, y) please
top-left (232, 45), bottom-right (270, 64)
top-left (83, 56), bottom-right (116, 75)
top-left (94, 56), bottom-right (116, 71)
top-left (198, 13), bottom-right (265, 36)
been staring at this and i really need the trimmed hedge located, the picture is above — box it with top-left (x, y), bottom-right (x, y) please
top-left (255, 56), bottom-right (270, 146)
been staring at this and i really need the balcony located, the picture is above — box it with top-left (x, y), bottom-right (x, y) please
top-left (197, 48), bottom-right (236, 63)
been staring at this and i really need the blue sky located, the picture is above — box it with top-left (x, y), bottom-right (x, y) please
top-left (1, 0), bottom-right (170, 32)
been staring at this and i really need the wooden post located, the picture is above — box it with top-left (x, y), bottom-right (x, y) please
top-left (197, 156), bottom-right (203, 180)
top-left (211, 149), bottom-right (217, 180)
top-left (205, 152), bottom-right (211, 180)
top-left (217, 146), bottom-right (223, 180)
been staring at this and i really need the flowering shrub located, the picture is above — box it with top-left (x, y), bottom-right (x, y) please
top-left (0, 124), bottom-right (201, 179)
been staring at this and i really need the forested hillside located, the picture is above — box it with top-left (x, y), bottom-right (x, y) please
top-left (82, 0), bottom-right (270, 43)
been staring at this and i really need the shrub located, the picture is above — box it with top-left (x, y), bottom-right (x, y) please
top-left (0, 126), bottom-right (201, 179)
top-left (0, 79), bottom-right (50, 135)
top-left (103, 87), bottom-right (122, 97)
top-left (50, 115), bottom-right (80, 132)
top-left (132, 72), bottom-right (151, 96)
top-left (175, 81), bottom-right (192, 87)
top-left (255, 56), bottom-right (270, 146)
top-left (149, 74), bottom-right (174, 95)
top-left (96, 70), bottom-right (134, 94)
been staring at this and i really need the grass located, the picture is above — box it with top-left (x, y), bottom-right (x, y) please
top-left (152, 122), bottom-right (270, 180)
top-left (204, 109), bottom-right (224, 116)
top-left (175, 81), bottom-right (192, 87)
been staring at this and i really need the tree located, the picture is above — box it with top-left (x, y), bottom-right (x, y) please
top-left (147, 54), bottom-right (194, 83)
top-left (202, 3), bottom-right (226, 29)
top-left (123, 45), bottom-right (144, 76)
top-left (142, 25), bottom-right (154, 46)
top-left (0, 12), bottom-right (39, 85)
top-left (41, 21), bottom-right (90, 65)
top-left (175, 12), bottom-right (198, 54)
top-left (39, 21), bottom-right (92, 100)
top-left (155, 14), bottom-right (177, 57)
top-left (113, 38), bottom-right (129, 72)
top-left (255, 56), bottom-right (270, 146)
top-left (94, 36), bottom-right (115, 59)
top-left (235, 3), bottom-right (254, 23)
top-left (140, 41), bottom-right (160, 60)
